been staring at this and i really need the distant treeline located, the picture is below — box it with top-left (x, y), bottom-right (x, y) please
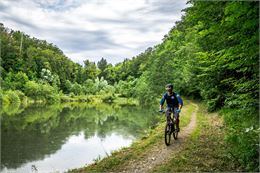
top-left (0, 22), bottom-right (149, 104)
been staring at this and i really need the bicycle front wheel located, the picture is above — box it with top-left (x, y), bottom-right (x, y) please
top-left (173, 123), bottom-right (178, 140)
top-left (164, 124), bottom-right (171, 146)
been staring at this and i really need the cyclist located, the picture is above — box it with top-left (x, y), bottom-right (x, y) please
top-left (160, 84), bottom-right (183, 132)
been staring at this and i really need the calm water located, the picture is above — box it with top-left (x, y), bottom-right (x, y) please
top-left (1, 103), bottom-right (159, 173)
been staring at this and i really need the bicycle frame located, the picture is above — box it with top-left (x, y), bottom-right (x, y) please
top-left (159, 109), bottom-right (179, 146)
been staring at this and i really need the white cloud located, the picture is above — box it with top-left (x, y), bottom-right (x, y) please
top-left (0, 0), bottom-right (188, 65)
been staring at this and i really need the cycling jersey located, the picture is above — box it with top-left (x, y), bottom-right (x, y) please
top-left (176, 94), bottom-right (183, 106)
top-left (160, 92), bottom-right (179, 108)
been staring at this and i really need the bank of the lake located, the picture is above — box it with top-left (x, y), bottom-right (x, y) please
top-left (70, 101), bottom-right (238, 172)
top-left (1, 92), bottom-right (139, 116)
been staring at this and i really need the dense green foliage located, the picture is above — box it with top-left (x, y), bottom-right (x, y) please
top-left (126, 1), bottom-right (258, 170)
top-left (0, 1), bottom-right (258, 171)
top-left (103, 1), bottom-right (259, 170)
top-left (0, 22), bottom-right (150, 103)
top-left (0, 24), bottom-right (120, 103)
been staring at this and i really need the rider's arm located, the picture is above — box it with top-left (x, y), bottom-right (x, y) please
top-left (177, 95), bottom-right (183, 109)
top-left (160, 94), bottom-right (166, 110)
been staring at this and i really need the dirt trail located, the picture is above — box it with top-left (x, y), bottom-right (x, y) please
top-left (122, 103), bottom-right (198, 173)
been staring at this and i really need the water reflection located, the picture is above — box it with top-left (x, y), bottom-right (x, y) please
top-left (1, 103), bottom-right (158, 173)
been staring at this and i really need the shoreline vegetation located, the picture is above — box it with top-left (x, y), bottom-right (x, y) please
top-left (1, 91), bottom-right (139, 115)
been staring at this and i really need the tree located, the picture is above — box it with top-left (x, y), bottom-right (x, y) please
top-left (84, 60), bottom-right (99, 80)
top-left (3, 72), bottom-right (29, 91)
top-left (83, 79), bottom-right (95, 94)
top-left (97, 58), bottom-right (108, 72)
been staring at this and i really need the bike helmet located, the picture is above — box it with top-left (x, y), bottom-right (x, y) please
top-left (165, 83), bottom-right (173, 89)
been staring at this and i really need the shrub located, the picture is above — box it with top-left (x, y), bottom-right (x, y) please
top-left (0, 89), bottom-right (4, 107)
top-left (40, 68), bottom-right (54, 84)
top-left (70, 82), bottom-right (83, 95)
top-left (83, 79), bottom-right (95, 94)
top-left (24, 80), bottom-right (59, 103)
top-left (3, 72), bottom-right (29, 91)
top-left (116, 79), bottom-right (136, 97)
top-left (64, 80), bottom-right (73, 94)
top-left (40, 84), bottom-right (60, 103)
top-left (220, 108), bottom-right (259, 171)
top-left (24, 81), bottom-right (40, 99)
top-left (15, 90), bottom-right (26, 102)
top-left (94, 77), bottom-right (109, 93)
top-left (134, 75), bottom-right (156, 105)
top-left (5, 90), bottom-right (21, 104)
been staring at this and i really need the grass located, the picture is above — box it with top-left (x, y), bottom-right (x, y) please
top-left (151, 103), bottom-right (238, 172)
top-left (68, 100), bottom-right (196, 173)
top-left (180, 101), bottom-right (196, 128)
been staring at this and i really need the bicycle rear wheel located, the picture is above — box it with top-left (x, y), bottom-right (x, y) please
top-left (172, 123), bottom-right (178, 140)
top-left (164, 124), bottom-right (171, 146)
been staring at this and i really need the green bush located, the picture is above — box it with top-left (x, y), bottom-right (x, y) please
top-left (83, 79), bottom-right (95, 94)
top-left (64, 80), bottom-right (73, 94)
top-left (0, 89), bottom-right (4, 108)
top-left (3, 72), bottom-right (29, 91)
top-left (221, 108), bottom-right (259, 171)
top-left (70, 82), bottom-right (83, 95)
top-left (100, 85), bottom-right (116, 95)
top-left (116, 78), bottom-right (136, 97)
top-left (24, 80), bottom-right (59, 103)
top-left (69, 92), bottom-right (75, 97)
top-left (93, 77), bottom-right (109, 94)
top-left (4, 90), bottom-right (21, 104)
top-left (47, 94), bottom-right (60, 103)
top-left (15, 90), bottom-right (27, 102)
top-left (64, 80), bottom-right (86, 95)
top-left (24, 81), bottom-right (40, 99)
top-left (134, 74), bottom-right (156, 105)
top-left (2, 94), bottom-right (10, 106)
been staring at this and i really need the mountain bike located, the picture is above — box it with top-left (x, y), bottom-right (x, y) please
top-left (159, 109), bottom-right (178, 146)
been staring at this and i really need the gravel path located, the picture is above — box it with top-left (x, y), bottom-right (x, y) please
top-left (121, 103), bottom-right (198, 173)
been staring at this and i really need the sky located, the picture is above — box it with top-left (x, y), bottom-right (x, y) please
top-left (0, 0), bottom-right (188, 65)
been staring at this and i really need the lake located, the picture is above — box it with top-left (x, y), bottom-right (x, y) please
top-left (1, 103), bottom-right (159, 173)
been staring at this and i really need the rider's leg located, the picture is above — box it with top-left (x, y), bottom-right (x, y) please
top-left (174, 108), bottom-right (180, 132)
top-left (166, 107), bottom-right (171, 124)
top-left (165, 107), bottom-right (172, 131)
top-left (176, 117), bottom-right (180, 131)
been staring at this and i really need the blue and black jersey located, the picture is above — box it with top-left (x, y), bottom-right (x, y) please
top-left (160, 92), bottom-right (180, 108)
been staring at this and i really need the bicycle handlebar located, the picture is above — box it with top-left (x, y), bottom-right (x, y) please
top-left (158, 110), bottom-right (166, 113)
top-left (158, 109), bottom-right (181, 114)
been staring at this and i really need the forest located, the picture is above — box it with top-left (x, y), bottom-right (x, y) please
top-left (0, 0), bottom-right (259, 171)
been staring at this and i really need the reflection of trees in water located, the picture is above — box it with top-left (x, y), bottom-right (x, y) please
top-left (1, 125), bottom-right (71, 169)
top-left (1, 103), bottom-right (158, 169)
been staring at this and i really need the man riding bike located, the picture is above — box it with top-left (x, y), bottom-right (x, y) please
top-left (160, 84), bottom-right (183, 132)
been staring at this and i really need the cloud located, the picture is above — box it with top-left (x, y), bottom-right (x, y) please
top-left (48, 28), bottom-right (123, 51)
top-left (0, 0), bottom-right (188, 65)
